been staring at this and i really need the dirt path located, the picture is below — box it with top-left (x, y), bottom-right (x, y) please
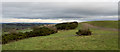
top-left (81, 23), bottom-right (118, 31)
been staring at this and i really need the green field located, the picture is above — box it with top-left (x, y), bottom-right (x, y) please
top-left (2, 21), bottom-right (118, 50)
top-left (17, 28), bottom-right (33, 33)
top-left (86, 21), bottom-right (118, 29)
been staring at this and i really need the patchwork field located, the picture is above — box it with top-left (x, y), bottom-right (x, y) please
top-left (2, 21), bottom-right (118, 50)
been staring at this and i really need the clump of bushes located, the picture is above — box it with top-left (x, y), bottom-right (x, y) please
top-left (32, 27), bottom-right (57, 36)
top-left (55, 21), bottom-right (78, 30)
top-left (76, 29), bottom-right (92, 36)
top-left (2, 27), bottom-right (57, 44)
top-left (2, 33), bottom-right (26, 44)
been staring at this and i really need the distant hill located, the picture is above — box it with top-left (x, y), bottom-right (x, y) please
top-left (2, 23), bottom-right (57, 33)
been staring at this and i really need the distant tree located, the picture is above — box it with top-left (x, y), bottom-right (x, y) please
top-left (31, 25), bottom-right (40, 30)
top-left (9, 29), bottom-right (18, 34)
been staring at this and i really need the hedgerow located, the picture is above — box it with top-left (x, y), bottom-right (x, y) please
top-left (55, 21), bottom-right (78, 30)
top-left (2, 27), bottom-right (57, 44)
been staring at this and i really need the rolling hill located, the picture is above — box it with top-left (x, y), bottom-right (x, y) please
top-left (2, 21), bottom-right (118, 50)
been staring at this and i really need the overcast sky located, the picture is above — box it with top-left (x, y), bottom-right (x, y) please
top-left (1, 0), bottom-right (119, 2)
top-left (2, 2), bottom-right (118, 23)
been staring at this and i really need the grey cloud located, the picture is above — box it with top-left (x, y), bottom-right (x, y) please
top-left (2, 2), bottom-right (118, 20)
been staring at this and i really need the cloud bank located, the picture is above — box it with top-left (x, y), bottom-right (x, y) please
top-left (2, 2), bottom-right (118, 23)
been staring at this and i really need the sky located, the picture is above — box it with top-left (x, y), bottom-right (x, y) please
top-left (1, 0), bottom-right (119, 23)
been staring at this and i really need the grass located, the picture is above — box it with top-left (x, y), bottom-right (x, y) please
top-left (86, 21), bottom-right (118, 29)
top-left (2, 21), bottom-right (118, 50)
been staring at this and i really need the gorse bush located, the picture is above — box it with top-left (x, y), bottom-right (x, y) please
top-left (2, 27), bottom-right (57, 44)
top-left (55, 21), bottom-right (78, 30)
top-left (76, 29), bottom-right (92, 36)
top-left (32, 27), bottom-right (57, 36)
top-left (2, 33), bottom-right (23, 44)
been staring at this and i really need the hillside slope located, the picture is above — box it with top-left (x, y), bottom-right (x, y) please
top-left (2, 21), bottom-right (118, 50)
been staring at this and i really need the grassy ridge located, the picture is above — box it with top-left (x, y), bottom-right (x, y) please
top-left (86, 21), bottom-right (118, 29)
top-left (2, 21), bottom-right (118, 50)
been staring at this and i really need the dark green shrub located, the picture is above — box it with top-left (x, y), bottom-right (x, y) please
top-left (2, 27), bottom-right (57, 44)
top-left (2, 33), bottom-right (18, 44)
top-left (17, 32), bottom-right (28, 39)
top-left (76, 29), bottom-right (92, 36)
top-left (32, 27), bottom-right (56, 36)
top-left (55, 21), bottom-right (78, 30)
